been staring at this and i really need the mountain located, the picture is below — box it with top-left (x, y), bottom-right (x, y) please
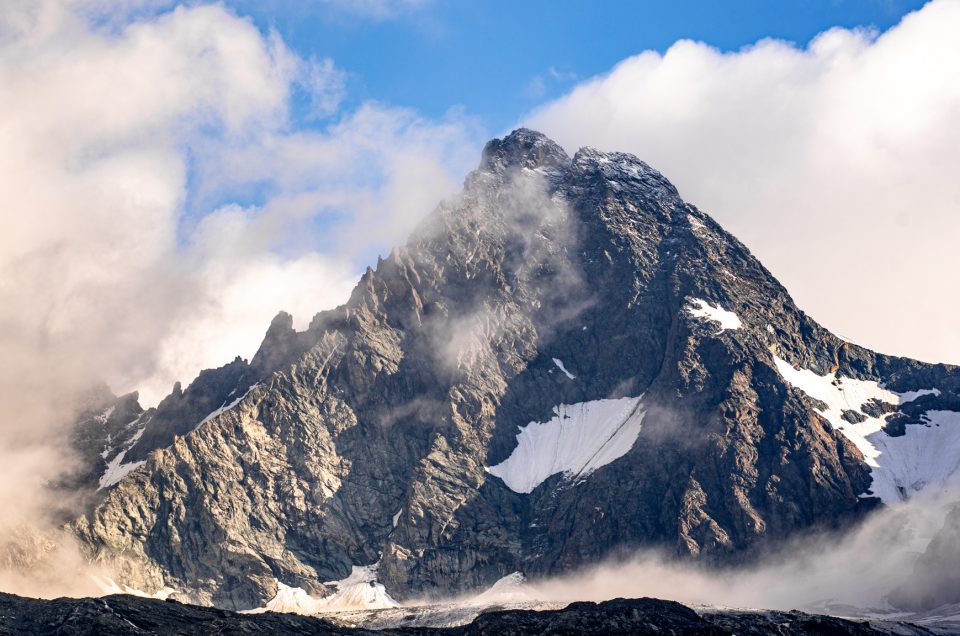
top-left (67, 129), bottom-right (960, 610)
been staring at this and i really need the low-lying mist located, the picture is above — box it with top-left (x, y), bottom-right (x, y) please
top-left (497, 492), bottom-right (957, 614)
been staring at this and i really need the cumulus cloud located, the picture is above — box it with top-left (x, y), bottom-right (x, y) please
top-left (526, 0), bottom-right (960, 366)
top-left (0, 1), bottom-right (478, 399)
top-left (2, 1), bottom-right (303, 403)
top-left (0, 0), bottom-right (479, 574)
top-left (194, 102), bottom-right (480, 268)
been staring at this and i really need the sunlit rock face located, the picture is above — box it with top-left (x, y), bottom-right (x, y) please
top-left (69, 129), bottom-right (960, 610)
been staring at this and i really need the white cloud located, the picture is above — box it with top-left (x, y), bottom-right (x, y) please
top-left (0, 0), bottom-right (479, 400)
top-left (298, 56), bottom-right (347, 119)
top-left (526, 0), bottom-right (960, 365)
top-left (0, 1), bottom-right (299, 405)
top-left (525, 74), bottom-right (547, 100)
top-left (0, 0), bottom-right (479, 542)
top-left (193, 102), bottom-right (480, 261)
top-left (546, 66), bottom-right (576, 82)
top-left (526, 67), bottom-right (578, 101)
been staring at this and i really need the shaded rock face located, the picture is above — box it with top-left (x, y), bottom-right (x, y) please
top-left (68, 388), bottom-right (144, 488)
top-left (68, 129), bottom-right (960, 609)
top-left (61, 386), bottom-right (145, 514)
top-left (124, 356), bottom-right (258, 465)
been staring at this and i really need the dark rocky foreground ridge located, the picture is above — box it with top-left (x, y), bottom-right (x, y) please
top-left (0, 593), bottom-right (942, 635)
top-left (66, 129), bottom-right (960, 610)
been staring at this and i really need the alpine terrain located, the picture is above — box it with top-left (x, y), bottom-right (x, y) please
top-left (64, 129), bottom-right (960, 613)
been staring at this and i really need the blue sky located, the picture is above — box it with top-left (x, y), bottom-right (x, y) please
top-left (228, 0), bottom-right (928, 133)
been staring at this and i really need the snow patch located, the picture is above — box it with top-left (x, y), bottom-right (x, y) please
top-left (248, 565), bottom-right (398, 616)
top-left (392, 509), bottom-right (402, 528)
top-left (93, 576), bottom-right (177, 600)
top-left (487, 397), bottom-right (645, 494)
top-left (552, 358), bottom-right (575, 379)
top-left (320, 565), bottom-right (398, 611)
top-left (252, 581), bottom-right (325, 615)
top-left (773, 356), bottom-right (953, 503)
top-left (866, 410), bottom-right (960, 502)
top-left (99, 455), bottom-right (145, 490)
top-left (94, 405), bottom-right (115, 425)
top-left (194, 383), bottom-right (258, 432)
top-left (98, 425), bottom-right (146, 490)
top-left (687, 298), bottom-right (742, 332)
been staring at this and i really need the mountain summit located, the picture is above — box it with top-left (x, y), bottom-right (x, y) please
top-left (71, 130), bottom-right (960, 610)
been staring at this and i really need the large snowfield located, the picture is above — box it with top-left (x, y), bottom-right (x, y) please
top-left (486, 396), bottom-right (646, 493)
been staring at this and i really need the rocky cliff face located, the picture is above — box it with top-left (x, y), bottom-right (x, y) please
top-left (68, 129), bottom-right (960, 609)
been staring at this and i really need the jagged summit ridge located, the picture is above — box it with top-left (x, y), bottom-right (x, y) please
top-left (479, 128), bottom-right (679, 199)
top-left (571, 145), bottom-right (680, 200)
top-left (480, 127), bottom-right (570, 172)
top-left (70, 129), bottom-right (960, 611)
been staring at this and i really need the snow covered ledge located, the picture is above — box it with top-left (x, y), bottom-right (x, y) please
top-left (686, 298), bottom-right (742, 332)
top-left (487, 397), bottom-right (646, 494)
top-left (772, 356), bottom-right (957, 504)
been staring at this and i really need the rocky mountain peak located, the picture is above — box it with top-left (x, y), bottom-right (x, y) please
top-left (571, 145), bottom-right (681, 201)
top-left (69, 129), bottom-right (960, 612)
top-left (480, 127), bottom-right (570, 172)
top-left (250, 310), bottom-right (306, 373)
